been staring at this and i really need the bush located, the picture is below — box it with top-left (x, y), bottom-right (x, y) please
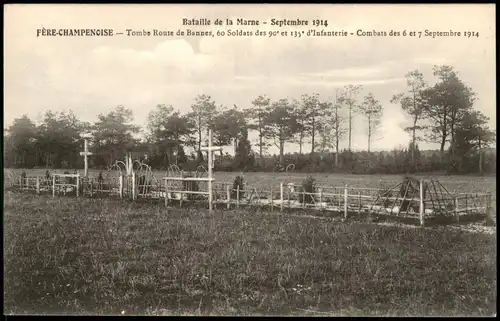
top-left (299, 175), bottom-right (316, 204)
top-left (231, 176), bottom-right (245, 200)
top-left (183, 173), bottom-right (199, 200)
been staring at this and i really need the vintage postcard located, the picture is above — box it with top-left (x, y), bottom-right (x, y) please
top-left (4, 4), bottom-right (496, 316)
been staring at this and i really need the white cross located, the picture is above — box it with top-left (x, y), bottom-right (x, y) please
top-left (200, 129), bottom-right (222, 212)
top-left (79, 139), bottom-right (93, 177)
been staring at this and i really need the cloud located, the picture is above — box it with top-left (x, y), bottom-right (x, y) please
top-left (4, 4), bottom-right (496, 153)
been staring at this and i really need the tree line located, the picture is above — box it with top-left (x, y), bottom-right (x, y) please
top-left (4, 65), bottom-right (496, 175)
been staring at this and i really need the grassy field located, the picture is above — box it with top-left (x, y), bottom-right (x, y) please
top-left (4, 192), bottom-right (496, 316)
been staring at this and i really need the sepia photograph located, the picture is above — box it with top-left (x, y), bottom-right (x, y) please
top-left (3, 3), bottom-right (496, 316)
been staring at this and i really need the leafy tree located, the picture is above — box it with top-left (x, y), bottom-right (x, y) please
top-left (147, 104), bottom-right (193, 167)
top-left (300, 93), bottom-right (325, 154)
top-left (247, 95), bottom-right (271, 165)
top-left (391, 69), bottom-right (427, 164)
top-left (264, 98), bottom-right (300, 164)
top-left (5, 115), bottom-right (38, 167)
top-left (186, 94), bottom-right (218, 162)
top-left (454, 110), bottom-right (495, 173)
top-left (342, 84), bottom-right (363, 151)
top-left (422, 65), bottom-right (476, 162)
top-left (329, 89), bottom-right (348, 168)
top-left (35, 110), bottom-right (84, 168)
top-left (213, 106), bottom-right (246, 156)
top-left (358, 93), bottom-right (383, 153)
top-left (291, 98), bottom-right (307, 154)
top-left (92, 105), bottom-right (140, 166)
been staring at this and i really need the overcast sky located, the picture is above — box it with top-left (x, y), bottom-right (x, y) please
top-left (4, 4), bottom-right (496, 154)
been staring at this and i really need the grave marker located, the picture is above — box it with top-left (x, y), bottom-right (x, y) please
top-left (79, 138), bottom-right (93, 177)
top-left (200, 129), bottom-right (222, 212)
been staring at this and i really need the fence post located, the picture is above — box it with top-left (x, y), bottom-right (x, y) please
top-left (280, 182), bottom-right (284, 212)
top-left (486, 193), bottom-right (493, 224)
top-left (236, 185), bottom-right (240, 209)
top-left (419, 179), bottom-right (424, 226)
top-left (76, 174), bottom-right (80, 198)
top-left (165, 176), bottom-right (168, 207)
top-left (180, 171), bottom-right (184, 208)
top-left (119, 175), bottom-right (123, 198)
top-left (465, 193), bottom-right (468, 215)
top-left (132, 172), bottom-right (136, 201)
top-left (319, 188), bottom-right (323, 210)
top-left (52, 175), bottom-right (56, 198)
top-left (344, 185), bottom-right (348, 219)
top-left (358, 190), bottom-right (362, 215)
top-left (226, 184), bottom-right (231, 209)
top-left (270, 186), bottom-right (273, 212)
top-left (36, 176), bottom-right (40, 195)
top-left (454, 195), bottom-right (459, 223)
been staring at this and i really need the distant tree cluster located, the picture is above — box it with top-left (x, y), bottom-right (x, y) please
top-left (4, 65), bottom-right (496, 175)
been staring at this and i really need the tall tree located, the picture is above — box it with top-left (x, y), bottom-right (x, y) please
top-left (92, 105), bottom-right (140, 166)
top-left (6, 115), bottom-right (38, 167)
top-left (187, 94), bottom-right (218, 161)
top-left (247, 95), bottom-right (271, 165)
top-left (422, 65), bottom-right (476, 162)
top-left (390, 69), bottom-right (427, 164)
top-left (213, 106), bottom-right (246, 156)
top-left (301, 93), bottom-right (324, 154)
top-left (291, 98), bottom-right (307, 154)
top-left (454, 110), bottom-right (495, 173)
top-left (331, 89), bottom-right (347, 168)
top-left (264, 98), bottom-right (300, 164)
top-left (359, 93), bottom-right (383, 153)
top-left (35, 110), bottom-right (84, 168)
top-left (342, 84), bottom-right (363, 151)
top-left (147, 104), bottom-right (193, 167)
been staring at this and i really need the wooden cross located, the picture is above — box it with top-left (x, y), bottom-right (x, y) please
top-left (79, 139), bottom-right (93, 177)
top-left (200, 129), bottom-right (222, 212)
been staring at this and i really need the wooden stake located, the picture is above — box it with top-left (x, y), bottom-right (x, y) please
top-left (319, 188), bottom-right (323, 210)
top-left (465, 193), bottom-right (468, 215)
top-left (270, 186), bottom-right (274, 212)
top-left (485, 193), bottom-right (493, 224)
top-left (165, 177), bottom-right (168, 208)
top-left (344, 185), bottom-right (348, 219)
top-left (76, 174), bottom-right (80, 198)
top-left (180, 171), bottom-right (184, 208)
top-left (119, 175), bottom-right (123, 198)
top-left (226, 184), bottom-right (230, 209)
top-left (132, 172), bottom-right (136, 201)
top-left (280, 182), bottom-right (284, 212)
top-left (236, 185), bottom-right (240, 209)
top-left (419, 179), bottom-right (424, 226)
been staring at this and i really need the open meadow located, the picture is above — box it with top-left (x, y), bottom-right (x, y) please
top-left (4, 191), bottom-right (496, 316)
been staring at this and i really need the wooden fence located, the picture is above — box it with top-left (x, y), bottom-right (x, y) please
top-left (6, 174), bottom-right (494, 226)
